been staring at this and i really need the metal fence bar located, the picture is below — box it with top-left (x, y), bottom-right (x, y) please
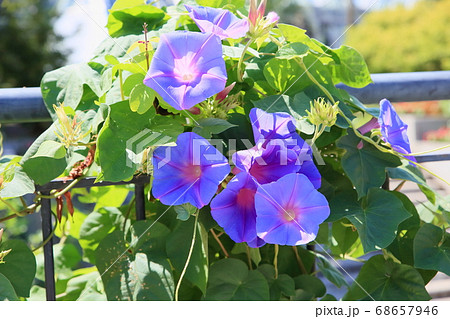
top-left (1, 71), bottom-right (450, 123)
top-left (135, 183), bottom-right (146, 221)
top-left (0, 87), bottom-right (51, 123)
top-left (40, 193), bottom-right (56, 301)
top-left (337, 71), bottom-right (450, 104)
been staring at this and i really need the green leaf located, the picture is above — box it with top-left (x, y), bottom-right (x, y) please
top-left (96, 230), bottom-right (174, 300)
top-left (192, 118), bottom-right (237, 138)
top-left (331, 219), bottom-right (359, 255)
top-left (414, 223), bottom-right (450, 276)
top-left (32, 140), bottom-right (66, 159)
top-left (166, 219), bottom-right (208, 294)
top-left (331, 188), bottom-right (410, 253)
top-left (231, 243), bottom-right (261, 267)
top-left (91, 34), bottom-right (141, 65)
top-left (197, 0), bottom-right (245, 9)
top-left (315, 254), bottom-right (348, 288)
top-left (62, 269), bottom-right (105, 301)
top-left (129, 83), bottom-right (157, 115)
top-left (330, 45), bottom-right (372, 88)
top-left (257, 264), bottom-right (295, 300)
top-left (292, 275), bottom-right (326, 300)
top-left (0, 158), bottom-right (35, 198)
top-left (79, 207), bottom-right (125, 264)
top-left (0, 273), bottom-right (18, 301)
top-left (205, 258), bottom-right (269, 301)
top-left (22, 155), bottom-right (67, 185)
top-left (276, 42), bottom-right (309, 60)
top-left (252, 94), bottom-right (314, 134)
top-left (343, 255), bottom-right (430, 301)
top-left (173, 203), bottom-right (197, 221)
top-left (97, 101), bottom-right (182, 182)
top-left (387, 160), bottom-right (436, 204)
top-left (0, 240), bottom-right (36, 297)
top-left (41, 63), bottom-right (103, 118)
top-left (129, 220), bottom-right (170, 255)
top-left (277, 24), bottom-right (326, 54)
top-left (106, 1), bottom-right (166, 37)
top-left (337, 130), bottom-right (401, 198)
top-left (263, 58), bottom-right (307, 95)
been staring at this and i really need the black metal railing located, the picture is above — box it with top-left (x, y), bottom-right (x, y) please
top-left (1, 71), bottom-right (450, 300)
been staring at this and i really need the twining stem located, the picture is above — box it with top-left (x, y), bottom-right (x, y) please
top-left (39, 178), bottom-right (81, 199)
top-left (407, 144), bottom-right (450, 156)
top-left (175, 210), bottom-right (199, 301)
top-left (296, 58), bottom-right (336, 105)
top-left (292, 246), bottom-right (308, 275)
top-left (143, 22), bottom-right (150, 71)
top-left (273, 244), bottom-right (279, 279)
top-left (210, 229), bottom-right (229, 258)
top-left (403, 157), bottom-right (450, 186)
top-left (0, 199), bottom-right (37, 222)
top-left (237, 38), bottom-right (255, 83)
top-left (245, 245), bottom-right (253, 270)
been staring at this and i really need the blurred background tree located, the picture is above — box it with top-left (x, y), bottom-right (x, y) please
top-left (0, 0), bottom-right (66, 88)
top-left (345, 0), bottom-right (450, 73)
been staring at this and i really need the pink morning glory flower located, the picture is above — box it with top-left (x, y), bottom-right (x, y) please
top-left (210, 172), bottom-right (261, 245)
top-left (185, 5), bottom-right (249, 40)
top-left (143, 31), bottom-right (227, 110)
top-left (255, 173), bottom-right (330, 246)
top-left (152, 132), bottom-right (230, 208)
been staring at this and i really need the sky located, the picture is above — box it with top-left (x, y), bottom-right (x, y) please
top-left (55, 0), bottom-right (421, 64)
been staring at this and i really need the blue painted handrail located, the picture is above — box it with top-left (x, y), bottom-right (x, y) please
top-left (1, 71), bottom-right (450, 123)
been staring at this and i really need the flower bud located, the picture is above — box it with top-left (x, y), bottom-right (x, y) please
top-left (306, 98), bottom-right (339, 127)
top-left (265, 11), bottom-right (279, 26)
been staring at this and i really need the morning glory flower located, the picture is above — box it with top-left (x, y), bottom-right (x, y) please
top-left (233, 142), bottom-right (301, 184)
top-left (210, 172), bottom-right (261, 245)
top-left (248, 108), bottom-right (322, 188)
top-left (152, 132), bottom-right (230, 208)
top-left (185, 5), bottom-right (249, 40)
top-left (143, 31), bottom-right (227, 110)
top-left (379, 99), bottom-right (416, 162)
top-left (255, 173), bottom-right (330, 246)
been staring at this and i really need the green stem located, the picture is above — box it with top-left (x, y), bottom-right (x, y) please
top-left (296, 58), bottom-right (336, 104)
top-left (0, 197), bottom-right (19, 214)
top-left (246, 245), bottom-right (253, 270)
top-left (39, 178), bottom-right (81, 199)
top-left (210, 229), bottom-right (229, 258)
top-left (119, 69), bottom-right (125, 101)
top-left (273, 244), bottom-right (279, 279)
top-left (237, 38), bottom-right (254, 83)
top-left (403, 157), bottom-right (450, 186)
top-left (175, 210), bottom-right (199, 301)
top-left (407, 144), bottom-right (450, 156)
top-left (292, 246), bottom-right (308, 275)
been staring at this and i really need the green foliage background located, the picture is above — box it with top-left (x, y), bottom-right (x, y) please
top-left (0, 0), bottom-right (66, 88)
top-left (346, 0), bottom-right (450, 73)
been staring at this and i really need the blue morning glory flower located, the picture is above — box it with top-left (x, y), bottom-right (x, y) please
top-left (255, 173), bottom-right (330, 246)
top-left (243, 108), bottom-right (321, 188)
top-left (379, 99), bottom-right (416, 163)
top-left (232, 143), bottom-right (301, 185)
top-left (152, 132), bottom-right (230, 208)
top-left (210, 172), bottom-right (260, 245)
top-left (143, 31), bottom-right (227, 110)
top-left (185, 5), bottom-right (249, 40)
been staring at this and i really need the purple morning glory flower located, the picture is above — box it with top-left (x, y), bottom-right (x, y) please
top-left (185, 5), bottom-right (249, 40)
top-left (152, 132), bottom-right (230, 208)
top-left (143, 31), bottom-right (227, 110)
top-left (210, 172), bottom-right (260, 245)
top-left (255, 173), bottom-right (330, 246)
top-left (233, 142), bottom-right (301, 185)
top-left (379, 99), bottom-right (416, 162)
top-left (247, 108), bottom-right (322, 188)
